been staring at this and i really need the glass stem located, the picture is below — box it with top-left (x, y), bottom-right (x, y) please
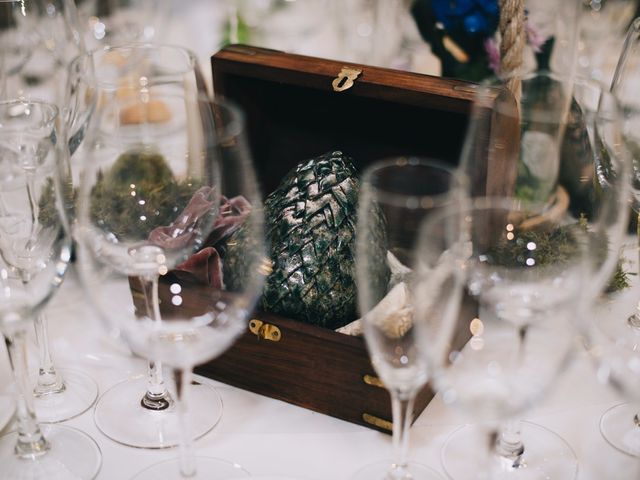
top-left (174, 367), bottom-right (196, 478)
top-left (33, 312), bottom-right (65, 396)
top-left (388, 389), bottom-right (415, 480)
top-left (139, 274), bottom-right (171, 410)
top-left (494, 419), bottom-right (526, 469)
top-left (630, 211), bottom-right (640, 329)
top-left (4, 330), bottom-right (50, 458)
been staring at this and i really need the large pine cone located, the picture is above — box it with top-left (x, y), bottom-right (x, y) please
top-left (260, 151), bottom-right (379, 329)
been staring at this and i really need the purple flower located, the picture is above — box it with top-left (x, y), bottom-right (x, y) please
top-left (484, 37), bottom-right (501, 74)
top-left (525, 20), bottom-right (547, 53)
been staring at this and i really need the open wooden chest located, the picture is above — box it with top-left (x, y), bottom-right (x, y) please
top-left (194, 44), bottom-right (479, 432)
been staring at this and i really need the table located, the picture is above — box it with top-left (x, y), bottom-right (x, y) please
top-left (1, 2), bottom-right (638, 478)
top-left (0, 263), bottom-right (639, 479)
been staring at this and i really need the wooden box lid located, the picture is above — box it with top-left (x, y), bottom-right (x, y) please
top-left (210, 44), bottom-right (477, 195)
top-left (195, 45), bottom-right (479, 432)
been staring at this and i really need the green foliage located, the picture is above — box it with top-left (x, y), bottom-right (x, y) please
top-left (89, 149), bottom-right (200, 241)
top-left (488, 216), bottom-right (629, 293)
top-left (488, 224), bottom-right (580, 269)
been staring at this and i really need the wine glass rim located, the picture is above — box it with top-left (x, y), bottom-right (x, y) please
top-left (73, 42), bottom-right (199, 90)
top-left (360, 156), bottom-right (464, 208)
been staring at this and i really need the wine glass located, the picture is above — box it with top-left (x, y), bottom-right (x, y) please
top-left (76, 0), bottom-right (170, 50)
top-left (0, 99), bottom-right (101, 479)
top-left (413, 197), bottom-right (588, 480)
top-left (0, 0), bottom-right (101, 424)
top-left (591, 17), bottom-right (640, 456)
top-left (450, 72), bottom-right (631, 478)
top-left (72, 43), bottom-right (221, 450)
top-left (354, 157), bottom-right (461, 480)
top-left (76, 88), bottom-right (265, 478)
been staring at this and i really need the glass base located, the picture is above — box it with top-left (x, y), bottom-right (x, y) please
top-left (131, 457), bottom-right (249, 479)
top-left (351, 460), bottom-right (444, 480)
top-left (442, 422), bottom-right (578, 480)
top-left (600, 402), bottom-right (640, 457)
top-left (32, 368), bottom-right (98, 423)
top-left (0, 424), bottom-right (101, 479)
top-left (94, 376), bottom-right (222, 449)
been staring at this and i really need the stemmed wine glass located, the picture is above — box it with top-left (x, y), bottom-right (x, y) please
top-left (76, 86), bottom-right (266, 478)
top-left (0, 0), bottom-right (100, 424)
top-left (0, 99), bottom-right (101, 478)
top-left (413, 197), bottom-right (588, 480)
top-left (592, 16), bottom-right (640, 456)
top-left (354, 157), bottom-right (460, 480)
top-left (450, 71), bottom-right (631, 478)
top-left (74, 43), bottom-right (219, 450)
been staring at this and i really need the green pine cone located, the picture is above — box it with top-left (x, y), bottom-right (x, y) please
top-left (260, 151), bottom-right (383, 329)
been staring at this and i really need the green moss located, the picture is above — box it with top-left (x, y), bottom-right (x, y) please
top-left (488, 216), bottom-right (630, 293)
top-left (89, 149), bottom-right (201, 241)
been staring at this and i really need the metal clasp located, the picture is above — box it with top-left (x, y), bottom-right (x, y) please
top-left (249, 319), bottom-right (281, 342)
top-left (332, 67), bottom-right (362, 92)
top-left (362, 413), bottom-right (393, 431)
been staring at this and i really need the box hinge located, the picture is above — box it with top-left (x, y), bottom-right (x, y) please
top-left (332, 67), bottom-right (362, 92)
top-left (362, 413), bottom-right (392, 431)
top-left (249, 319), bottom-right (281, 342)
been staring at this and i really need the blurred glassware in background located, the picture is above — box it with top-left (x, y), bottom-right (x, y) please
top-left (578, 0), bottom-right (639, 83)
top-left (224, 0), bottom-right (329, 55)
top-left (76, 0), bottom-right (170, 50)
top-left (0, 0), bottom-right (85, 108)
top-left (222, 0), bottom-right (427, 71)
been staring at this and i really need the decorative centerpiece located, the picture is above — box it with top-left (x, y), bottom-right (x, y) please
top-left (259, 150), bottom-right (386, 330)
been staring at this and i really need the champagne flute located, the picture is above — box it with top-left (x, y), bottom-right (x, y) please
top-left (0, 99), bottom-right (101, 479)
top-left (354, 157), bottom-right (459, 480)
top-left (413, 197), bottom-right (588, 480)
top-left (76, 89), bottom-right (266, 478)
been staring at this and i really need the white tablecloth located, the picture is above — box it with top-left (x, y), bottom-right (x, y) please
top-left (0, 264), bottom-right (639, 479)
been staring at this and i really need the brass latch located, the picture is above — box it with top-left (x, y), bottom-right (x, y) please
top-left (332, 67), bottom-right (362, 92)
top-left (362, 413), bottom-right (392, 431)
top-left (249, 319), bottom-right (281, 342)
top-left (363, 374), bottom-right (385, 388)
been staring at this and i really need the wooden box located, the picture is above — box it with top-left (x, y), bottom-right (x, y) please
top-left (194, 45), bottom-right (478, 432)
